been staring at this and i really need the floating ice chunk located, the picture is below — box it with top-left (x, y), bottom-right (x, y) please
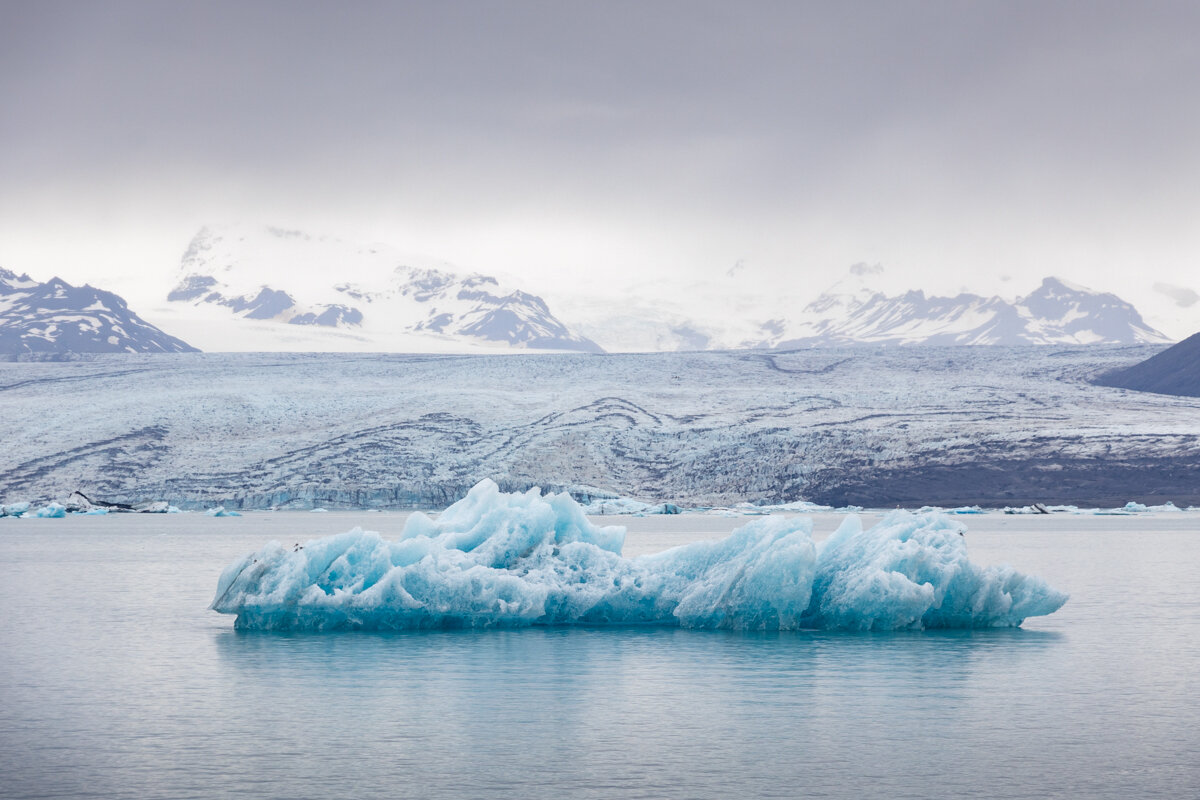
top-left (83, 508), bottom-right (109, 515)
top-left (205, 506), bottom-right (242, 517)
top-left (33, 503), bottom-right (67, 518)
top-left (581, 497), bottom-right (681, 516)
top-left (711, 500), bottom-right (835, 515)
top-left (1148, 501), bottom-right (1182, 512)
top-left (806, 513), bottom-right (1067, 630)
top-left (310, 508), bottom-right (328, 513)
top-left (700, 507), bottom-right (743, 517)
top-left (949, 506), bottom-right (986, 515)
top-left (1093, 501), bottom-right (1149, 515)
top-left (2, 501), bottom-right (31, 517)
top-left (211, 480), bottom-right (1068, 632)
top-left (761, 499), bottom-right (834, 513)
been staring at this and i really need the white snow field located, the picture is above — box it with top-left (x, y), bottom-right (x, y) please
top-left (1, 345), bottom-right (1198, 509)
top-left (211, 479), bottom-right (1067, 631)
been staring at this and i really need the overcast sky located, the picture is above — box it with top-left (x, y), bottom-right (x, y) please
top-left (2, 0), bottom-right (1199, 312)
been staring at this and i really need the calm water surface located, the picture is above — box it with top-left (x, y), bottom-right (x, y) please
top-left (1, 513), bottom-right (1198, 799)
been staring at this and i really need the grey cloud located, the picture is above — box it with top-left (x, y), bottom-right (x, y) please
top-left (1154, 282), bottom-right (1200, 308)
top-left (3, 0), bottom-right (1200, 296)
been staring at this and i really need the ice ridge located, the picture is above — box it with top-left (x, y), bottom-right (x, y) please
top-left (211, 479), bottom-right (1068, 632)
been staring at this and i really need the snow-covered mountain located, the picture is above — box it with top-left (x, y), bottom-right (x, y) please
top-left (0, 268), bottom-right (196, 355)
top-left (159, 225), bottom-right (601, 353)
top-left (756, 273), bottom-right (1169, 347)
top-left (145, 227), bottom-right (1169, 352)
top-left (554, 265), bottom-right (1168, 351)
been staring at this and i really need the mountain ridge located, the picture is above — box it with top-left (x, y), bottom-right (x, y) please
top-left (162, 225), bottom-right (603, 353)
top-left (1, 268), bottom-right (197, 355)
top-left (757, 275), bottom-right (1168, 348)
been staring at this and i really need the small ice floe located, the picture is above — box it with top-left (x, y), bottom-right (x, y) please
top-left (310, 508), bottom-right (329, 513)
top-left (205, 506), bottom-right (242, 517)
top-left (581, 497), bottom-right (681, 515)
top-left (63, 491), bottom-right (135, 514)
top-left (1092, 501), bottom-right (1165, 515)
top-left (948, 506), bottom-right (986, 515)
top-left (700, 507), bottom-right (743, 517)
top-left (758, 499), bottom-right (834, 513)
top-left (1, 501), bottom-right (32, 518)
top-left (32, 503), bottom-right (67, 518)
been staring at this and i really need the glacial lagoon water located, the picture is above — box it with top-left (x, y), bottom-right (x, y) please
top-left (2, 512), bottom-right (1198, 799)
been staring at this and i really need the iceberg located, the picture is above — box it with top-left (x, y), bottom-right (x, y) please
top-left (211, 480), bottom-right (1068, 632)
top-left (2, 501), bottom-right (31, 517)
top-left (580, 497), bottom-right (681, 516)
top-left (205, 506), bottom-right (242, 517)
top-left (1093, 501), bottom-right (1154, 515)
top-left (32, 503), bottom-right (67, 518)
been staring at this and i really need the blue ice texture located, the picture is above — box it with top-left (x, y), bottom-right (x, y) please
top-left (212, 479), bottom-right (1068, 632)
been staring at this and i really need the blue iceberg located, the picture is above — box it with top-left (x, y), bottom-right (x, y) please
top-left (206, 506), bottom-right (242, 517)
top-left (33, 503), bottom-right (67, 518)
top-left (2, 501), bottom-right (32, 517)
top-left (211, 480), bottom-right (1068, 632)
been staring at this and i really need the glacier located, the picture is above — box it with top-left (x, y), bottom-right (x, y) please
top-left (211, 480), bottom-right (1068, 632)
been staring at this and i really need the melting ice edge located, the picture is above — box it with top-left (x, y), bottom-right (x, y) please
top-left (212, 480), bottom-right (1068, 631)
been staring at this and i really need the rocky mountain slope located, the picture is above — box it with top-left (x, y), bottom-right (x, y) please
top-left (1, 268), bottom-right (196, 355)
top-left (1094, 331), bottom-right (1200, 397)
